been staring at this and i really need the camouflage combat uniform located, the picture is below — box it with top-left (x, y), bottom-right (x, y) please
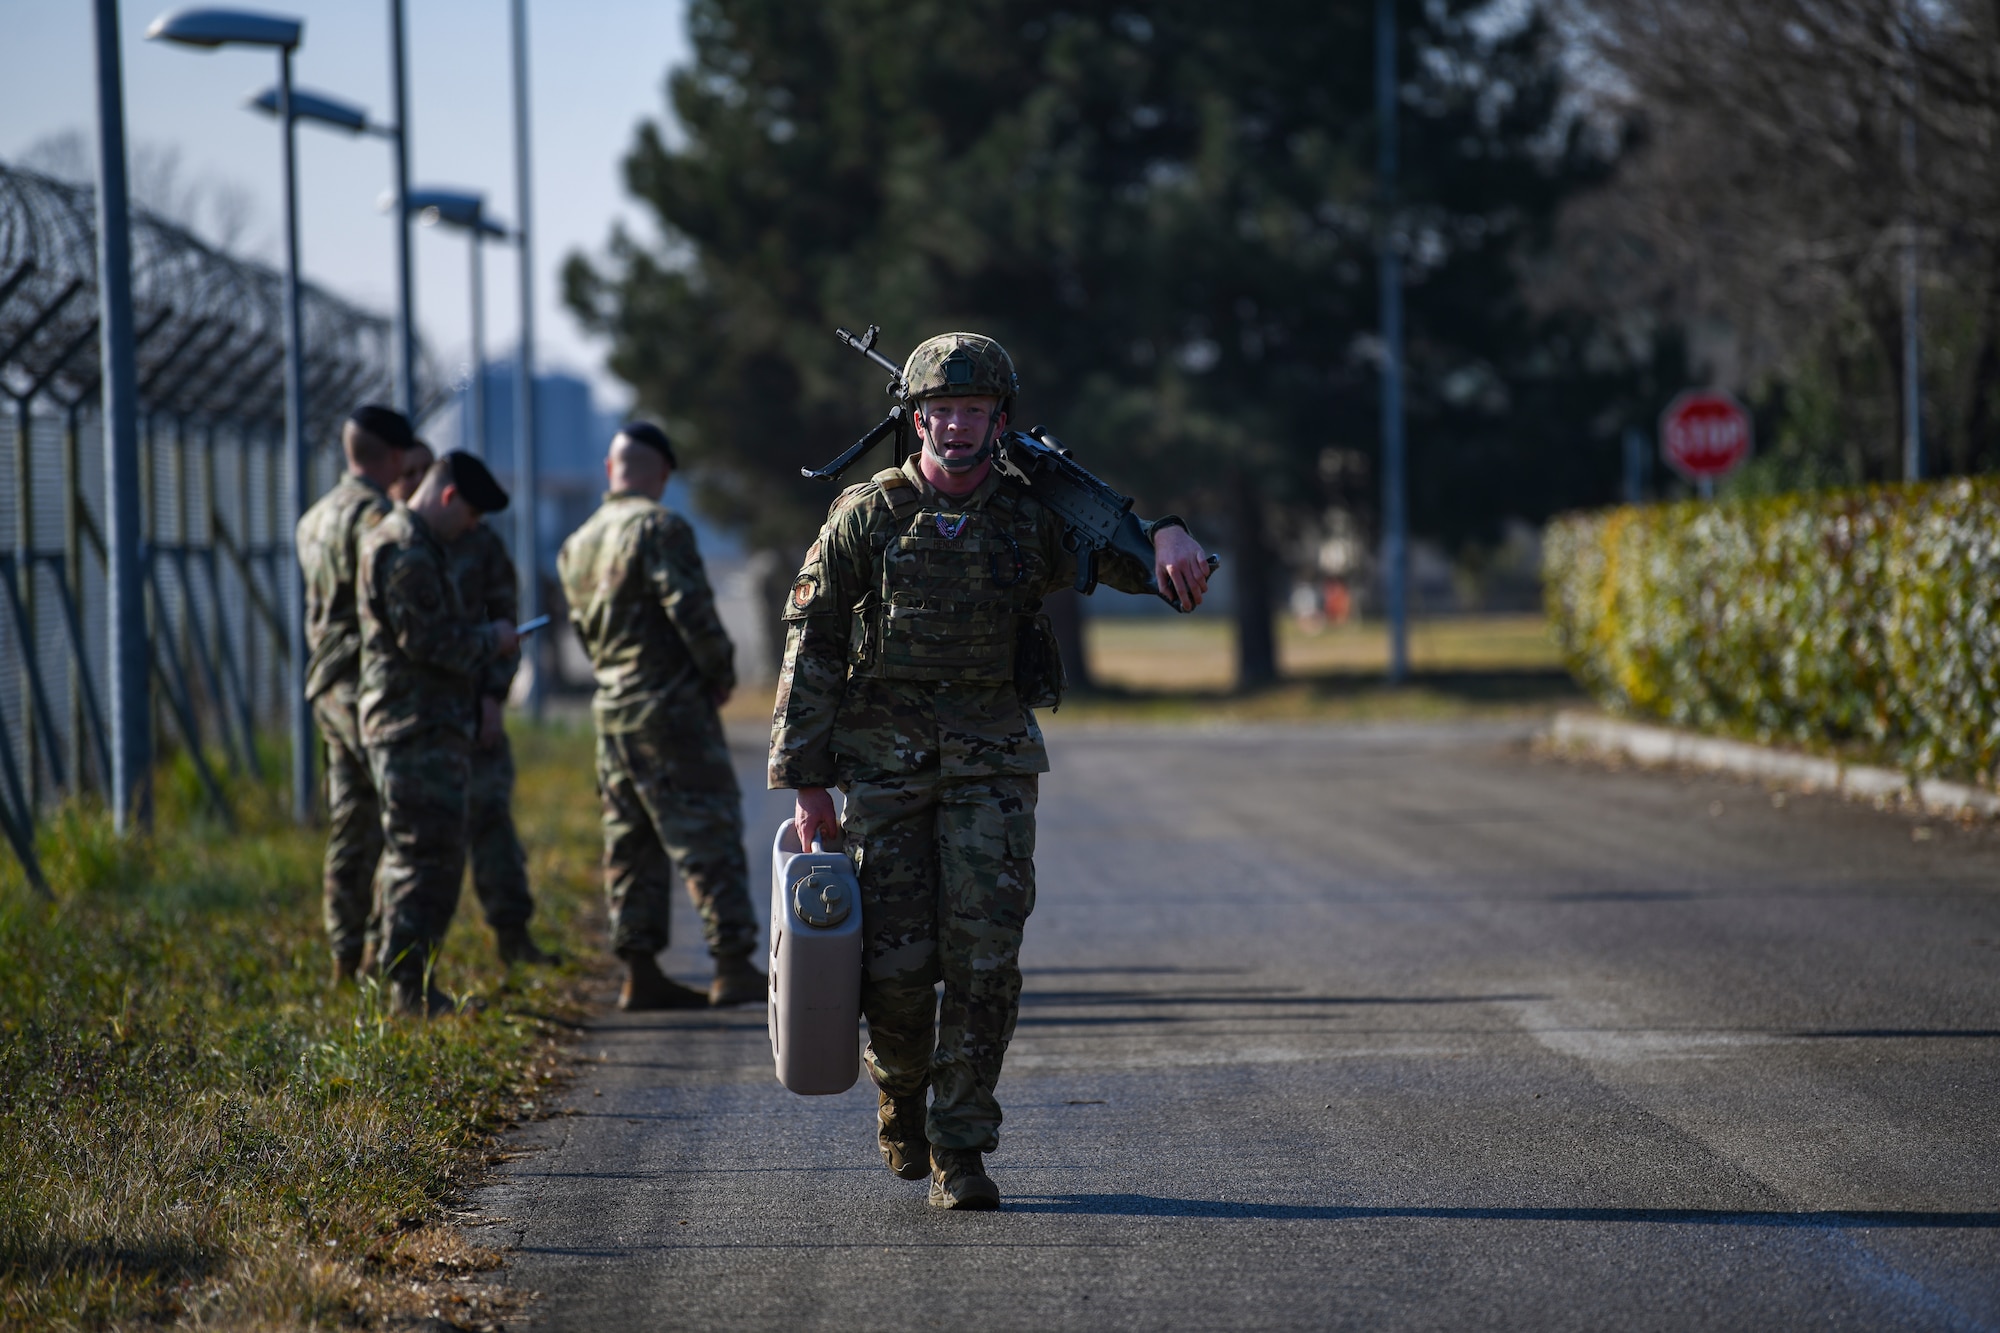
top-left (357, 506), bottom-right (500, 977)
top-left (447, 523), bottom-right (534, 933)
top-left (769, 456), bottom-right (1159, 1153)
top-left (557, 491), bottom-right (757, 962)
top-left (296, 473), bottom-right (394, 962)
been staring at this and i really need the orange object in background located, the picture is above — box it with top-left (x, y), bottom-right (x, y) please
top-left (1323, 579), bottom-right (1352, 626)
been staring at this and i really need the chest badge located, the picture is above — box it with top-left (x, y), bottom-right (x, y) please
top-left (934, 513), bottom-right (970, 540)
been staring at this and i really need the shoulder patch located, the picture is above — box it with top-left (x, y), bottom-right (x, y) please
top-left (790, 574), bottom-right (819, 610)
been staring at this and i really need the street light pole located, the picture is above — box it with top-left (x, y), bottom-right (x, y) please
top-left (150, 5), bottom-right (311, 821)
top-left (389, 0), bottom-right (415, 417)
top-left (1377, 0), bottom-right (1409, 685)
top-left (276, 44), bottom-right (312, 823)
top-left (92, 0), bottom-right (152, 832)
top-left (511, 0), bottom-right (542, 719)
top-left (467, 230), bottom-right (486, 457)
top-left (405, 191), bottom-right (506, 461)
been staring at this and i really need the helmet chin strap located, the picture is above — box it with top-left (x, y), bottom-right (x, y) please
top-left (919, 406), bottom-right (1003, 474)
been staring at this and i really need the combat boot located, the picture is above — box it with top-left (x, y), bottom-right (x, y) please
top-left (390, 974), bottom-right (458, 1018)
top-left (877, 1089), bottom-right (930, 1181)
top-left (618, 950), bottom-right (709, 1012)
top-left (708, 953), bottom-right (767, 1007)
top-left (928, 1147), bottom-right (1000, 1211)
top-left (496, 926), bottom-right (559, 966)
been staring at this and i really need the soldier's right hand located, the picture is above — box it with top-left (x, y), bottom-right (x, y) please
top-left (794, 787), bottom-right (840, 851)
top-left (490, 618), bottom-right (519, 657)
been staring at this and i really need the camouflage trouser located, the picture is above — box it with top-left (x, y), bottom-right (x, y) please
top-left (467, 730), bottom-right (533, 931)
top-left (842, 773), bottom-right (1038, 1154)
top-left (595, 705), bottom-right (756, 960)
top-left (314, 682), bottom-right (381, 960)
top-left (367, 729), bottom-right (471, 978)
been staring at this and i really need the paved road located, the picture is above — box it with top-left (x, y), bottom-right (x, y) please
top-left (465, 720), bottom-right (2000, 1331)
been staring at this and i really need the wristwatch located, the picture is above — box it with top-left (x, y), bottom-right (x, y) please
top-left (1142, 514), bottom-right (1189, 544)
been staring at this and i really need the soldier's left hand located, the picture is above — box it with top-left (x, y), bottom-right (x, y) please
top-left (1154, 527), bottom-right (1210, 611)
top-left (478, 695), bottom-right (505, 749)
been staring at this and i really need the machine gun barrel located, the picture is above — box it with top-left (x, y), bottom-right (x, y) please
top-left (834, 325), bottom-right (907, 392)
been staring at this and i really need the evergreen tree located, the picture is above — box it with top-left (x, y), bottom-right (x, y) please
top-left (565, 0), bottom-right (1660, 684)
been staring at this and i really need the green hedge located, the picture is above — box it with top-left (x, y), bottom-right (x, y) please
top-left (1543, 478), bottom-right (2000, 783)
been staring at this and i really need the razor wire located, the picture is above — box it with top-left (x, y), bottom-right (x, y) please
top-left (0, 160), bottom-right (437, 887)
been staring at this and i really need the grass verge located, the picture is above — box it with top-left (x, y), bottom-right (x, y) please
top-left (1057, 612), bottom-right (1581, 724)
top-left (0, 723), bottom-right (606, 1330)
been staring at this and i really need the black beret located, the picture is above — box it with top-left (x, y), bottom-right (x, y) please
top-left (443, 449), bottom-right (510, 514)
top-left (346, 403), bottom-right (417, 452)
top-left (618, 420), bottom-right (677, 468)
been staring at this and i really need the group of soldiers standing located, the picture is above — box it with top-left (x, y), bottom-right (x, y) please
top-left (297, 329), bottom-right (1211, 1210)
top-left (297, 405), bottom-right (760, 1015)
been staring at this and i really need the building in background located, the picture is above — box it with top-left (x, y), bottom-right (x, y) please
top-left (429, 363), bottom-right (772, 686)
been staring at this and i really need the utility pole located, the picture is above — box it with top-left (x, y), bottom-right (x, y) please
top-left (1900, 0), bottom-right (1923, 483)
top-left (92, 0), bottom-right (152, 831)
top-left (1377, 0), bottom-right (1409, 684)
top-left (1622, 426), bottom-right (1646, 505)
top-left (389, 0), bottom-right (416, 416)
top-left (511, 0), bottom-right (543, 719)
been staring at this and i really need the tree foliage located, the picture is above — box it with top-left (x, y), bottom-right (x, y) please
top-left (1556, 0), bottom-right (2000, 486)
top-left (565, 0), bottom-right (1658, 589)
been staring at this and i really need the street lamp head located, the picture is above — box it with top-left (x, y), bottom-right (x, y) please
top-left (244, 85), bottom-right (370, 133)
top-left (403, 188), bottom-right (510, 238)
top-left (146, 7), bottom-right (303, 48)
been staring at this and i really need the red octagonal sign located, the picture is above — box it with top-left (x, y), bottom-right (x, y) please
top-left (1660, 390), bottom-right (1752, 482)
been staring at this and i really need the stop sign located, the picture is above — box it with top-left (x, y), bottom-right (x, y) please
top-left (1660, 391), bottom-right (1752, 481)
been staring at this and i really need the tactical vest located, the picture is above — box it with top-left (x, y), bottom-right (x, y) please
top-left (849, 469), bottom-right (1062, 705)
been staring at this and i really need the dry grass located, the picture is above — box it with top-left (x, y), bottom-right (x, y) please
top-left (721, 613), bottom-right (1577, 729)
top-left (1086, 612), bottom-right (1563, 692)
top-left (0, 725), bottom-right (606, 1330)
top-left (1066, 612), bottom-right (1577, 724)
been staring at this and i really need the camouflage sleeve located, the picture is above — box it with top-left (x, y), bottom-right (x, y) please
top-left (768, 490), bottom-right (869, 790)
top-left (383, 549), bottom-right (497, 679)
top-left (477, 532), bottom-right (521, 701)
top-left (646, 514), bottom-right (736, 693)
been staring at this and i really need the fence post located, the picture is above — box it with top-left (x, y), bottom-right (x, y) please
top-left (64, 402), bottom-right (86, 793)
top-left (12, 396), bottom-right (35, 808)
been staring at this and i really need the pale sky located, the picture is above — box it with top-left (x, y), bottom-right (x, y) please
top-left (0, 0), bottom-right (691, 404)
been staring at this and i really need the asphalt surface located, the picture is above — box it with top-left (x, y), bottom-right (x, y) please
top-left (464, 719), bottom-right (2000, 1331)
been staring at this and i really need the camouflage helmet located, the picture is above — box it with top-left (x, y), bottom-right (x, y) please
top-left (900, 332), bottom-right (1019, 406)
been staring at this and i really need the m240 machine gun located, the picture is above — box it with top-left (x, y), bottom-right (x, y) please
top-left (807, 325), bottom-right (1218, 612)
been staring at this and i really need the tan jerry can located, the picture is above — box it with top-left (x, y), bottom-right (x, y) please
top-left (768, 820), bottom-right (864, 1095)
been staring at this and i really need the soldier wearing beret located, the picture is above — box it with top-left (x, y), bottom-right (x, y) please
top-left (296, 403), bottom-right (415, 983)
top-left (557, 422), bottom-right (763, 1010)
top-left (772, 333), bottom-right (1211, 1208)
top-left (357, 450), bottom-right (519, 1014)
top-left (392, 439), bottom-right (556, 968)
